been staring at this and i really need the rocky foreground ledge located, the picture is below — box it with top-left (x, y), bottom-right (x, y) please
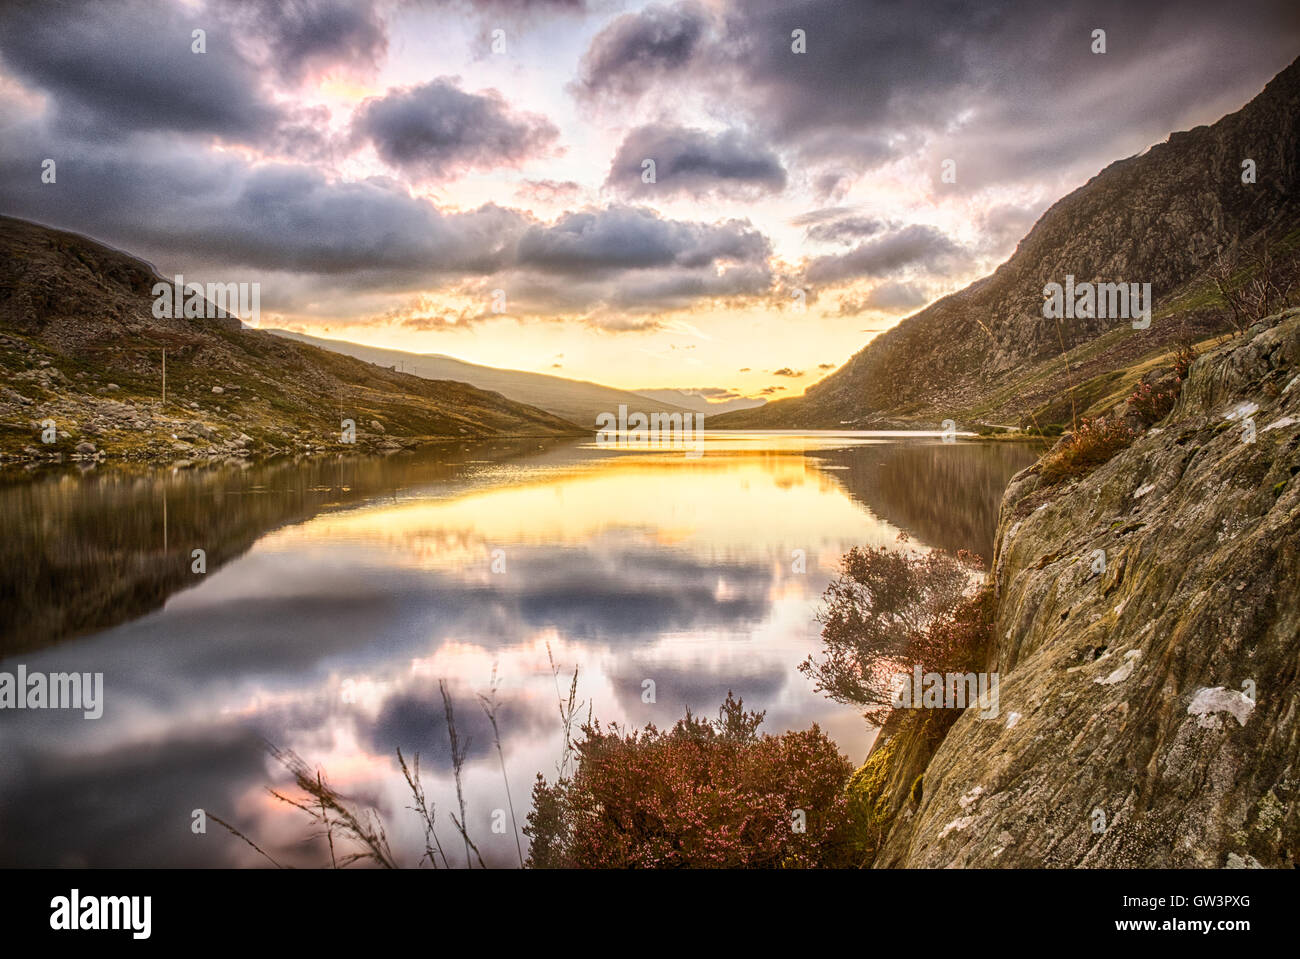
top-left (863, 308), bottom-right (1300, 868)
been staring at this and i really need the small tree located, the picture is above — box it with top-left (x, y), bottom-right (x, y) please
top-left (798, 540), bottom-right (984, 724)
top-left (1212, 243), bottom-right (1295, 334)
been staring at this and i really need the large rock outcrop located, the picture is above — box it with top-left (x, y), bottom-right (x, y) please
top-left (873, 308), bottom-right (1300, 867)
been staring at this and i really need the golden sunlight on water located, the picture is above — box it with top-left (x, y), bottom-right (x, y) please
top-left (0, 433), bottom-right (1042, 866)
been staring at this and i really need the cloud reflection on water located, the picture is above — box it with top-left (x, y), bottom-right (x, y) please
top-left (0, 433), bottom-right (1040, 866)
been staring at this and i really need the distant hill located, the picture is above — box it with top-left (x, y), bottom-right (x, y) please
top-left (714, 55), bottom-right (1300, 431)
top-left (0, 216), bottom-right (580, 465)
top-left (267, 329), bottom-right (699, 428)
top-left (631, 388), bottom-right (765, 416)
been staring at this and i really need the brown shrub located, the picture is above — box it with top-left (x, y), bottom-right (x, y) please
top-left (1037, 417), bottom-right (1135, 484)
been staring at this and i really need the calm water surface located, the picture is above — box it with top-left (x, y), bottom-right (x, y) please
top-left (0, 431), bottom-right (1042, 866)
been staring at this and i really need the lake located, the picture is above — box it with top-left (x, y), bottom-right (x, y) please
top-left (0, 431), bottom-right (1043, 866)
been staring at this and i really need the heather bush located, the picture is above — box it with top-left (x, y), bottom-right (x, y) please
top-left (1036, 416), bottom-right (1135, 484)
top-left (1125, 380), bottom-right (1177, 426)
top-left (523, 693), bottom-right (863, 868)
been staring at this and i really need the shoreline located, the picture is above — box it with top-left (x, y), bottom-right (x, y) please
top-left (0, 425), bottom-right (1053, 476)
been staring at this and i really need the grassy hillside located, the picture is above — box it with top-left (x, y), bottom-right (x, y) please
top-left (0, 216), bottom-right (583, 466)
top-left (266, 328), bottom-right (697, 428)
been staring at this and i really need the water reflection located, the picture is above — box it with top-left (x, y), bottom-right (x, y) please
top-left (0, 432), bottom-right (1041, 866)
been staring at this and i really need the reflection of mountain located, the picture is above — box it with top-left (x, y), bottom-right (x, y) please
top-left (813, 441), bottom-right (1045, 560)
top-left (0, 439), bottom-right (570, 654)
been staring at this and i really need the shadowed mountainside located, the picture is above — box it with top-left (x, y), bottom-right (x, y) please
top-left (715, 56), bottom-right (1300, 432)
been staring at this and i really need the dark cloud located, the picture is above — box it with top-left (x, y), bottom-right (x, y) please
top-left (573, 0), bottom-right (709, 102)
top-left (353, 79), bottom-right (559, 181)
top-left (1, 135), bottom-right (528, 281)
top-left (575, 0), bottom-right (1300, 184)
top-left (492, 206), bottom-right (774, 315)
top-left (490, 259), bottom-right (773, 319)
top-left (771, 367), bottom-right (803, 377)
top-left (605, 262), bottom-right (772, 309)
top-left (805, 224), bottom-right (969, 286)
top-left (515, 205), bottom-right (768, 276)
top-left (710, 1), bottom-right (975, 148)
top-left (606, 124), bottom-right (787, 198)
top-left (804, 215), bottom-right (887, 245)
top-left (845, 281), bottom-right (932, 314)
top-left (221, 0), bottom-right (389, 84)
top-left (0, 0), bottom-right (283, 143)
top-left (0, 0), bottom-right (395, 158)
top-left (1, 112), bottom-right (781, 315)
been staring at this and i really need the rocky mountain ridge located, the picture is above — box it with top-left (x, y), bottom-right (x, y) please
top-left (716, 55), bottom-right (1300, 432)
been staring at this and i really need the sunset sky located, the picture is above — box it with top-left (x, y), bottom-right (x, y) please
top-left (1, 0), bottom-right (1296, 400)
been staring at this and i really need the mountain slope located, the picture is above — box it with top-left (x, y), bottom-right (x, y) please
top-left (267, 329), bottom-right (697, 428)
top-left (0, 216), bottom-right (582, 465)
top-left (715, 55), bottom-right (1300, 431)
